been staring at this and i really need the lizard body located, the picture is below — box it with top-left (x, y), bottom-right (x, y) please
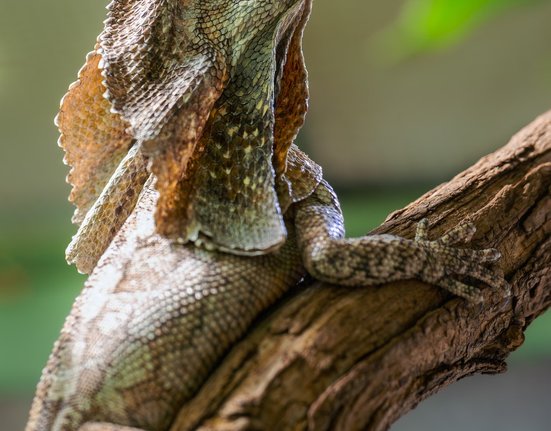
top-left (27, 178), bottom-right (305, 431)
top-left (27, 1), bottom-right (509, 430)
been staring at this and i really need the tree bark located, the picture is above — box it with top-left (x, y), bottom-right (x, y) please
top-left (170, 112), bottom-right (551, 431)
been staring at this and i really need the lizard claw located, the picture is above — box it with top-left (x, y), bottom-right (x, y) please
top-left (415, 220), bottom-right (510, 302)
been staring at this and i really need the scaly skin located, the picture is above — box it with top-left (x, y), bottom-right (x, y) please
top-left (26, 177), bottom-right (506, 431)
top-left (26, 1), bottom-right (509, 430)
top-left (26, 180), bottom-right (305, 431)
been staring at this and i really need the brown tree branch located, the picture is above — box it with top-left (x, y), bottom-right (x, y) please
top-left (170, 112), bottom-right (551, 431)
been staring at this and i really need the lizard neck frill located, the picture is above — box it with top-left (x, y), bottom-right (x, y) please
top-left (92, 0), bottom-right (318, 256)
top-left (164, 0), bottom-right (320, 255)
top-left (179, 22), bottom-right (288, 255)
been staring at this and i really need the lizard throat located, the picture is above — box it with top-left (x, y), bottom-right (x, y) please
top-left (169, 4), bottom-right (315, 255)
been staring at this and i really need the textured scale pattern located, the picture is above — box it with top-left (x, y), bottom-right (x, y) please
top-left (27, 0), bottom-right (509, 430)
top-left (96, 0), bottom-right (311, 248)
top-left (27, 181), bottom-right (305, 431)
top-left (273, 0), bottom-right (311, 176)
top-left (294, 182), bottom-right (508, 302)
top-left (185, 16), bottom-right (291, 252)
top-left (61, 0), bottom-right (317, 265)
top-left (277, 144), bottom-right (323, 212)
top-left (65, 144), bottom-right (149, 274)
top-left (27, 178), bottom-right (508, 431)
top-left (99, 0), bottom-right (228, 242)
top-left (56, 49), bottom-right (134, 225)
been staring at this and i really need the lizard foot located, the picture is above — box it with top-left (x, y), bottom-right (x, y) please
top-left (414, 219), bottom-right (511, 303)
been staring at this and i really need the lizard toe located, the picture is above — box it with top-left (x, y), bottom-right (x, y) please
top-left (440, 246), bottom-right (501, 263)
top-left (449, 257), bottom-right (510, 294)
top-left (415, 218), bottom-right (430, 241)
top-left (436, 278), bottom-right (484, 303)
top-left (437, 222), bottom-right (477, 246)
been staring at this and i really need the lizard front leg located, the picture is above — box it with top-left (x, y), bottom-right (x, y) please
top-left (294, 180), bottom-right (510, 302)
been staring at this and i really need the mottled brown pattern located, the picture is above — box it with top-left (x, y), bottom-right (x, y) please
top-left (294, 181), bottom-right (506, 302)
top-left (277, 144), bottom-right (323, 212)
top-left (57, 49), bottom-right (133, 225)
top-left (27, 177), bottom-right (506, 431)
top-left (98, 0), bottom-right (228, 241)
top-left (170, 112), bottom-right (550, 431)
top-left (273, 0), bottom-right (311, 177)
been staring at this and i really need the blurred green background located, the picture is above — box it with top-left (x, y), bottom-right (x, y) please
top-left (0, 0), bottom-right (549, 430)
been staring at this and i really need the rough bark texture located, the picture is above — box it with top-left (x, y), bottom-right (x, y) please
top-left (170, 112), bottom-right (551, 431)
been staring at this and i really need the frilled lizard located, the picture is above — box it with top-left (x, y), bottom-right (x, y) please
top-left (25, 1), bottom-right (509, 430)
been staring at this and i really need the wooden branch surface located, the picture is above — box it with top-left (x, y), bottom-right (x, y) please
top-left (171, 112), bottom-right (551, 431)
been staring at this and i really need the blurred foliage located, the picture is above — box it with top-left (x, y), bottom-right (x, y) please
top-left (0, 214), bottom-right (84, 393)
top-left (375, 0), bottom-right (544, 62)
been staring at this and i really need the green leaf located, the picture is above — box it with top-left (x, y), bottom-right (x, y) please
top-left (373, 0), bottom-right (539, 63)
